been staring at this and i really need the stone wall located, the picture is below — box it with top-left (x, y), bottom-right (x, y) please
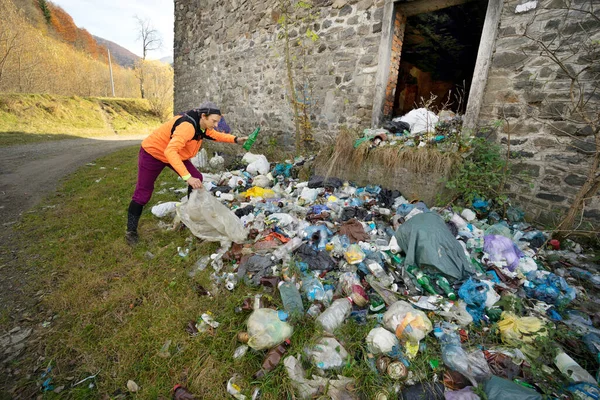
top-left (478, 0), bottom-right (600, 225)
top-left (174, 0), bottom-right (385, 148)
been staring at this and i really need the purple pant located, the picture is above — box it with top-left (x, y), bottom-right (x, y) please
top-left (132, 147), bottom-right (203, 205)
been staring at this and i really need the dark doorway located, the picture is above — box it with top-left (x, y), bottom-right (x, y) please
top-left (392, 0), bottom-right (488, 117)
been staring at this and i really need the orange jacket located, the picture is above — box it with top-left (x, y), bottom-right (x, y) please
top-left (142, 114), bottom-right (236, 179)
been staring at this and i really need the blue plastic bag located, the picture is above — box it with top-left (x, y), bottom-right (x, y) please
top-left (524, 271), bottom-right (576, 306)
top-left (458, 278), bottom-right (489, 324)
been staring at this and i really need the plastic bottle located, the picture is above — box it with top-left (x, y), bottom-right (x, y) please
top-left (278, 281), bottom-right (304, 315)
top-left (272, 237), bottom-right (303, 261)
top-left (366, 260), bottom-right (394, 287)
top-left (173, 385), bottom-right (197, 400)
top-left (316, 297), bottom-right (353, 332)
top-left (555, 351), bottom-right (597, 384)
top-left (243, 126), bottom-right (260, 151)
top-left (435, 275), bottom-right (457, 300)
top-left (254, 339), bottom-right (291, 379)
top-left (407, 265), bottom-right (438, 295)
top-left (307, 303), bottom-right (324, 318)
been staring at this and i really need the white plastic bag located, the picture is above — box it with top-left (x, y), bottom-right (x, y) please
top-left (304, 337), bottom-right (349, 370)
top-left (177, 189), bottom-right (247, 244)
top-left (151, 202), bottom-right (178, 218)
top-left (300, 187), bottom-right (319, 204)
top-left (242, 152), bottom-right (263, 164)
top-left (394, 107), bottom-right (439, 134)
top-left (366, 327), bottom-right (399, 354)
top-left (253, 175), bottom-right (272, 188)
top-left (246, 155), bottom-right (270, 175)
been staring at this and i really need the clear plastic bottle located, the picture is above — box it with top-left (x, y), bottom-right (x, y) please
top-left (366, 260), bottom-right (394, 287)
top-left (272, 237), bottom-right (303, 261)
top-left (278, 281), bottom-right (304, 315)
top-left (555, 351), bottom-right (597, 384)
top-left (316, 297), bottom-right (353, 332)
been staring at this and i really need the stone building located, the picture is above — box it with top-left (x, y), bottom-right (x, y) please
top-left (174, 0), bottom-right (599, 225)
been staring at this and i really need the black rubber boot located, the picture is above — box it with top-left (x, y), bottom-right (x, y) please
top-left (126, 200), bottom-right (143, 246)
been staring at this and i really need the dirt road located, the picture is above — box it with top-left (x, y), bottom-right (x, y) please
top-left (0, 135), bottom-right (145, 225)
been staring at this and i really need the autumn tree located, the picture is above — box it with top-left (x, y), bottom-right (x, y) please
top-left (134, 16), bottom-right (162, 99)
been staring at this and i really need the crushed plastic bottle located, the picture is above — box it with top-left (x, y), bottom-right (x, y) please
top-left (278, 281), bottom-right (304, 316)
top-left (316, 297), bottom-right (353, 332)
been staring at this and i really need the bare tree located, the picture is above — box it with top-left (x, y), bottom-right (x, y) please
top-left (134, 16), bottom-right (162, 99)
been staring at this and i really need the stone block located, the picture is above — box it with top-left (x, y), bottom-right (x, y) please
top-left (545, 152), bottom-right (584, 164)
top-left (564, 174), bottom-right (587, 187)
top-left (536, 192), bottom-right (566, 202)
top-left (533, 137), bottom-right (556, 148)
top-left (339, 4), bottom-right (353, 16)
top-left (511, 162), bottom-right (540, 177)
top-left (570, 138), bottom-right (596, 154)
top-left (492, 52), bottom-right (528, 68)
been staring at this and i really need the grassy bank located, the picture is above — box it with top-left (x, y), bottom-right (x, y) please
top-left (6, 147), bottom-right (402, 399)
top-left (0, 94), bottom-right (162, 146)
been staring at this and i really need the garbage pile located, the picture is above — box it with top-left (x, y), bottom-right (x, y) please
top-left (154, 152), bottom-right (600, 400)
top-left (354, 108), bottom-right (462, 149)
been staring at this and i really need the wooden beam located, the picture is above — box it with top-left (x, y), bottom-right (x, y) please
top-left (398, 0), bottom-right (477, 17)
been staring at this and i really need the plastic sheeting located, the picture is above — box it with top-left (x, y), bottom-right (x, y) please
top-left (394, 212), bottom-right (475, 281)
top-left (177, 189), bottom-right (247, 244)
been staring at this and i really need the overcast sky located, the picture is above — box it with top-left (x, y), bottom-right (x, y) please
top-left (51, 0), bottom-right (174, 60)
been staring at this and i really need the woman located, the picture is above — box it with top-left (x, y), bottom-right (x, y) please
top-left (126, 102), bottom-right (247, 245)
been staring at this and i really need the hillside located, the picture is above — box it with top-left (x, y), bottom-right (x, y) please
top-left (0, 94), bottom-right (162, 146)
top-left (94, 36), bottom-right (141, 68)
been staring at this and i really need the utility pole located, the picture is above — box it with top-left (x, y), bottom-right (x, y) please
top-left (107, 48), bottom-right (115, 97)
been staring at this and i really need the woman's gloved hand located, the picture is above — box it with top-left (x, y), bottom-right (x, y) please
top-left (236, 136), bottom-right (249, 145)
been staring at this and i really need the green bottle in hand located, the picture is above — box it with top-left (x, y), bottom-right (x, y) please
top-left (243, 127), bottom-right (260, 151)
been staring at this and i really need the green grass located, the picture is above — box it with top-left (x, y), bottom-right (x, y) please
top-left (0, 93), bottom-right (161, 146)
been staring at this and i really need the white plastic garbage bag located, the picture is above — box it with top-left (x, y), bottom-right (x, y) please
top-left (228, 175), bottom-right (247, 188)
top-left (242, 152), bottom-right (263, 164)
top-left (300, 187), bottom-right (319, 204)
top-left (177, 189), bottom-right (247, 244)
top-left (209, 152), bottom-right (224, 170)
top-left (151, 202), bottom-right (178, 218)
top-left (253, 175), bottom-right (272, 188)
top-left (366, 327), bottom-right (399, 355)
top-left (243, 153), bottom-right (270, 175)
top-left (394, 108), bottom-right (439, 134)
